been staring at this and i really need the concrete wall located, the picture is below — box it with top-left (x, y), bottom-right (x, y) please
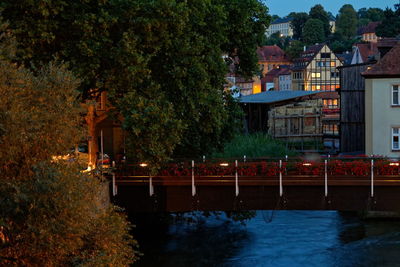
top-left (365, 78), bottom-right (400, 157)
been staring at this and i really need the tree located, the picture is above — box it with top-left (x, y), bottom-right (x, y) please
top-left (289, 12), bottom-right (309, 40)
top-left (376, 5), bottom-right (400, 38)
top-left (0, 32), bottom-right (137, 265)
top-left (309, 4), bottom-right (331, 38)
top-left (336, 4), bottom-right (358, 40)
top-left (302, 19), bottom-right (325, 45)
top-left (285, 40), bottom-right (305, 59)
top-left (1, 0), bottom-right (270, 168)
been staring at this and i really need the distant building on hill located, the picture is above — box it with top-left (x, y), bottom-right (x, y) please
top-left (266, 17), bottom-right (293, 38)
top-left (357, 22), bottom-right (381, 43)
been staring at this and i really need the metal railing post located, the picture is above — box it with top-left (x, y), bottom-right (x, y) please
top-left (112, 161), bottom-right (117, 196)
top-left (371, 159), bottom-right (374, 198)
top-left (192, 160), bottom-right (196, 196)
top-left (324, 159), bottom-right (328, 197)
top-left (149, 175), bottom-right (154, 196)
top-left (279, 160), bottom-right (283, 197)
top-left (235, 160), bottom-right (239, 196)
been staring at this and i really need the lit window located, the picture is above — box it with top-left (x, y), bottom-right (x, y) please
top-left (312, 72), bottom-right (321, 78)
top-left (330, 61), bottom-right (336, 67)
top-left (393, 85), bottom-right (399, 106)
top-left (393, 127), bottom-right (400, 150)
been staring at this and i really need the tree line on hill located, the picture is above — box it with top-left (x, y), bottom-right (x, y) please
top-left (265, 3), bottom-right (400, 59)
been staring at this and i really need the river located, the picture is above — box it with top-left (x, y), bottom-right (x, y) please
top-left (131, 211), bottom-right (400, 267)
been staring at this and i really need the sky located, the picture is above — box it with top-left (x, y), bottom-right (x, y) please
top-left (263, 0), bottom-right (399, 17)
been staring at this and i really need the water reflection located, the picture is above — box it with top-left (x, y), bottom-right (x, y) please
top-left (131, 211), bottom-right (400, 267)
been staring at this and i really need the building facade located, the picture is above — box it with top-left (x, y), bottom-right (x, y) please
top-left (266, 17), bottom-right (293, 38)
top-left (290, 44), bottom-right (343, 152)
top-left (363, 43), bottom-right (400, 157)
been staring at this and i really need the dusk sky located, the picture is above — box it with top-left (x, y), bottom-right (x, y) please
top-left (263, 0), bottom-right (399, 17)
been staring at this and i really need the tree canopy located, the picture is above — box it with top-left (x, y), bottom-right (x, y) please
top-left (376, 4), bottom-right (400, 38)
top-left (302, 19), bottom-right (325, 45)
top-left (336, 4), bottom-right (358, 40)
top-left (289, 12), bottom-right (309, 40)
top-left (1, 0), bottom-right (270, 167)
top-left (0, 32), bottom-right (137, 265)
top-left (309, 4), bottom-right (331, 38)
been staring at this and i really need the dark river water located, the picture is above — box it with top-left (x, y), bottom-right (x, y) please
top-left (130, 211), bottom-right (400, 267)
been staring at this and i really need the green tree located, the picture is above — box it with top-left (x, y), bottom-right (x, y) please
top-left (289, 12), bottom-right (309, 40)
top-left (309, 4), bottom-right (331, 38)
top-left (376, 5), bottom-right (400, 37)
top-left (336, 4), bottom-right (358, 40)
top-left (285, 40), bottom-right (305, 59)
top-left (1, 0), bottom-right (270, 168)
top-left (302, 19), bottom-right (325, 45)
top-left (0, 33), bottom-right (137, 265)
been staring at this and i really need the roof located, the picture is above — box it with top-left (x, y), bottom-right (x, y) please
top-left (257, 45), bottom-right (288, 62)
top-left (357, 21), bottom-right (381, 35)
top-left (336, 52), bottom-right (353, 66)
top-left (239, 91), bottom-right (318, 104)
top-left (362, 43), bottom-right (400, 77)
top-left (261, 66), bottom-right (291, 83)
top-left (354, 42), bottom-right (379, 63)
top-left (271, 17), bottom-right (293, 24)
top-left (291, 44), bottom-right (325, 70)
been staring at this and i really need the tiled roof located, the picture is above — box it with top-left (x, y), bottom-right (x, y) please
top-left (355, 42), bottom-right (379, 63)
top-left (336, 52), bottom-right (353, 65)
top-left (239, 91), bottom-right (318, 104)
top-left (257, 45), bottom-right (288, 62)
top-left (291, 44), bottom-right (325, 70)
top-left (262, 66), bottom-right (290, 83)
top-left (357, 21), bottom-right (381, 35)
top-left (362, 42), bottom-right (400, 77)
top-left (271, 17), bottom-right (293, 24)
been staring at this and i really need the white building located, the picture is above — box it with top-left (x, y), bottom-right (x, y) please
top-left (266, 17), bottom-right (293, 38)
top-left (363, 42), bottom-right (400, 157)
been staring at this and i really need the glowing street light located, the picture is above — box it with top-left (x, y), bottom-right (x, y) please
top-left (139, 163), bottom-right (148, 167)
top-left (219, 163), bottom-right (229, 167)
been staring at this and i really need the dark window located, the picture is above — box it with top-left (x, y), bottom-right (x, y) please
top-left (321, 53), bottom-right (331, 59)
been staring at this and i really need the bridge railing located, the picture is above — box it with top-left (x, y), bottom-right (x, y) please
top-left (115, 157), bottom-right (400, 178)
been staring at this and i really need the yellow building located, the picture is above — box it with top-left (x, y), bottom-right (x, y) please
top-left (363, 42), bottom-right (400, 157)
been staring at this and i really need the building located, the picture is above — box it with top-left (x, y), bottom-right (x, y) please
top-left (261, 66), bottom-right (290, 91)
top-left (266, 17), bottom-right (293, 38)
top-left (291, 44), bottom-right (342, 152)
top-left (277, 68), bottom-right (291, 91)
top-left (357, 22), bottom-right (381, 43)
top-left (338, 62), bottom-right (376, 154)
top-left (291, 44), bottom-right (342, 91)
top-left (362, 42), bottom-right (400, 157)
top-left (351, 42), bottom-right (379, 65)
top-left (239, 91), bottom-right (324, 151)
top-left (257, 45), bottom-right (291, 76)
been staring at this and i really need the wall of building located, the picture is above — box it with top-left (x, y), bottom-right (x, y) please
top-left (365, 78), bottom-right (400, 157)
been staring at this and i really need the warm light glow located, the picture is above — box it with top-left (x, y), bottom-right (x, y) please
top-left (139, 163), bottom-right (148, 167)
top-left (303, 163), bottom-right (312, 166)
top-left (220, 163), bottom-right (229, 167)
top-left (390, 163), bottom-right (400, 166)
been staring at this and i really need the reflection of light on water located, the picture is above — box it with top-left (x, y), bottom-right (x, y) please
top-left (133, 211), bottom-right (400, 267)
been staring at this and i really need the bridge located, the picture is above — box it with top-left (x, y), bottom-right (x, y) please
top-left (111, 158), bottom-right (400, 212)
